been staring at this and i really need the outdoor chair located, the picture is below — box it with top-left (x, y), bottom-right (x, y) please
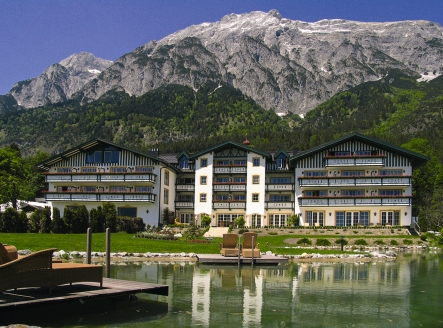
top-left (241, 232), bottom-right (260, 258)
top-left (0, 243), bottom-right (103, 293)
top-left (220, 233), bottom-right (240, 256)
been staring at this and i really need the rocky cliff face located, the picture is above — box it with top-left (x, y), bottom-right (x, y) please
top-left (6, 52), bottom-right (112, 109)
top-left (4, 11), bottom-right (443, 114)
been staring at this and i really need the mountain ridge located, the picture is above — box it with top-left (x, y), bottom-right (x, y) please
top-left (1, 10), bottom-right (443, 114)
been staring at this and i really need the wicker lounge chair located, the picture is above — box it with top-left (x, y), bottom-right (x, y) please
top-left (241, 232), bottom-right (260, 258)
top-left (220, 233), bottom-right (240, 257)
top-left (0, 246), bottom-right (56, 292)
top-left (0, 243), bottom-right (103, 293)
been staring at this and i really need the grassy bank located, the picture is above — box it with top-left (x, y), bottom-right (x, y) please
top-left (0, 230), bottom-right (425, 256)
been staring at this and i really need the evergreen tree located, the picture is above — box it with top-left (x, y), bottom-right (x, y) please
top-left (51, 207), bottom-right (66, 234)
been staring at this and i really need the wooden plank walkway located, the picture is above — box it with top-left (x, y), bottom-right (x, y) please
top-left (196, 254), bottom-right (288, 265)
top-left (0, 278), bottom-right (168, 312)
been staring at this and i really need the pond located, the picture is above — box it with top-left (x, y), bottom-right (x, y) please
top-left (3, 251), bottom-right (443, 327)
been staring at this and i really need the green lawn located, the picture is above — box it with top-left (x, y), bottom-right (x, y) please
top-left (0, 232), bottom-right (421, 255)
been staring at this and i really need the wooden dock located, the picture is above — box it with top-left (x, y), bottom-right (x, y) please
top-left (0, 278), bottom-right (168, 312)
top-left (196, 254), bottom-right (288, 265)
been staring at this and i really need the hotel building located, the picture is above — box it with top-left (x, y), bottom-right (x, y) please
top-left (38, 133), bottom-right (427, 227)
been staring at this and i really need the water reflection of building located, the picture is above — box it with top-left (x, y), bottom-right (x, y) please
top-left (189, 261), bottom-right (411, 326)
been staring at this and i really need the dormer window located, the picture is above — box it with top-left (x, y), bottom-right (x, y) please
top-left (86, 146), bottom-right (120, 164)
top-left (179, 158), bottom-right (189, 169)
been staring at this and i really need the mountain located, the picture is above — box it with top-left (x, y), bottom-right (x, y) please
top-left (0, 52), bottom-right (112, 111)
top-left (2, 10), bottom-right (443, 114)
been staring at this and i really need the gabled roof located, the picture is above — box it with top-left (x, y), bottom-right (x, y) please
top-left (189, 141), bottom-right (271, 159)
top-left (289, 132), bottom-right (429, 168)
top-left (35, 138), bottom-right (178, 171)
top-left (274, 149), bottom-right (290, 159)
top-left (176, 151), bottom-right (190, 160)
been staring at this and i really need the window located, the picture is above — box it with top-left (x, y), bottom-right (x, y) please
top-left (216, 160), bottom-right (229, 166)
top-left (270, 177), bottom-right (291, 183)
top-left (178, 177), bottom-right (195, 184)
top-left (252, 193), bottom-right (259, 202)
top-left (306, 211), bottom-right (324, 226)
top-left (164, 171), bottom-right (169, 185)
top-left (234, 177), bottom-right (246, 183)
top-left (234, 160), bottom-right (247, 166)
top-left (253, 157), bottom-right (260, 166)
top-left (57, 167), bottom-right (71, 173)
top-left (217, 177), bottom-right (229, 183)
top-left (341, 190), bottom-right (364, 196)
top-left (201, 158), bottom-right (208, 167)
top-left (81, 167), bottom-right (97, 173)
top-left (86, 147), bottom-right (120, 164)
top-left (304, 190), bottom-right (327, 197)
top-left (200, 176), bottom-right (207, 185)
top-left (304, 171), bottom-right (327, 177)
top-left (379, 190), bottom-right (402, 196)
top-left (341, 170), bottom-right (364, 177)
top-left (178, 195), bottom-right (194, 202)
top-left (136, 186), bottom-right (153, 193)
top-left (180, 213), bottom-right (193, 224)
top-left (200, 193), bottom-right (207, 202)
top-left (269, 214), bottom-right (288, 227)
top-left (118, 207), bottom-right (137, 217)
top-left (179, 158), bottom-right (189, 169)
top-left (270, 195), bottom-right (291, 201)
top-left (253, 175), bottom-right (260, 184)
top-left (135, 166), bottom-right (153, 173)
top-left (335, 211), bottom-right (370, 226)
top-left (252, 214), bottom-right (261, 227)
top-left (110, 186), bottom-right (126, 192)
top-left (164, 189), bottom-right (169, 204)
top-left (380, 169), bottom-right (403, 176)
top-left (381, 211), bottom-right (400, 225)
top-left (110, 167), bottom-right (127, 173)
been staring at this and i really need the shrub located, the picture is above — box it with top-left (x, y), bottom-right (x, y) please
top-left (16, 210), bottom-right (29, 233)
top-left (90, 206), bottom-right (105, 232)
top-left (51, 207), bottom-right (66, 234)
top-left (365, 231), bottom-right (373, 234)
top-left (103, 202), bottom-right (118, 232)
top-left (390, 240), bottom-right (399, 246)
top-left (234, 216), bottom-right (245, 228)
top-left (238, 228), bottom-right (249, 234)
top-left (29, 209), bottom-right (42, 233)
top-left (354, 239), bottom-right (368, 246)
top-left (316, 238), bottom-right (331, 246)
top-left (117, 216), bottom-right (146, 233)
top-left (201, 214), bottom-right (212, 227)
top-left (420, 235), bottom-right (427, 241)
top-left (353, 230), bottom-right (359, 234)
top-left (403, 239), bottom-right (413, 245)
top-left (335, 238), bottom-right (348, 245)
top-left (374, 239), bottom-right (385, 245)
top-left (0, 207), bottom-right (19, 232)
top-left (40, 207), bottom-right (52, 233)
top-left (268, 231), bottom-right (278, 235)
top-left (297, 237), bottom-right (312, 245)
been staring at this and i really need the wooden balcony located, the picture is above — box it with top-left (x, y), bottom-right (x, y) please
top-left (212, 201), bottom-right (246, 209)
top-left (265, 201), bottom-right (294, 210)
top-left (324, 156), bottom-right (385, 167)
top-left (213, 183), bottom-right (246, 191)
top-left (176, 184), bottom-right (195, 191)
top-left (44, 191), bottom-right (156, 202)
top-left (299, 176), bottom-right (411, 187)
top-left (45, 173), bottom-right (156, 183)
top-left (175, 201), bottom-right (194, 209)
top-left (299, 196), bottom-right (411, 207)
top-left (266, 183), bottom-right (294, 191)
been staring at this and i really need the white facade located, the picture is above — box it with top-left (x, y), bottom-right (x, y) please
top-left (39, 134), bottom-right (427, 228)
top-left (38, 139), bottom-right (177, 227)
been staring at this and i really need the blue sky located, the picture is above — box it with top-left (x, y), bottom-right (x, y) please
top-left (1, 0), bottom-right (442, 95)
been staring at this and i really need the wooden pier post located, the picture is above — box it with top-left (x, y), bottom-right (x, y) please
top-left (86, 228), bottom-right (92, 264)
top-left (106, 228), bottom-right (111, 278)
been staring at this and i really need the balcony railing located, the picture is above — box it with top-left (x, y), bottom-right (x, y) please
top-left (212, 201), bottom-right (246, 209)
top-left (175, 201), bottom-right (194, 208)
top-left (325, 157), bottom-right (385, 167)
top-left (44, 191), bottom-right (156, 202)
top-left (265, 201), bottom-right (294, 209)
top-left (266, 164), bottom-right (292, 171)
top-left (214, 166), bottom-right (247, 174)
top-left (299, 196), bottom-right (411, 206)
top-left (266, 184), bottom-right (294, 191)
top-left (176, 184), bottom-right (195, 191)
top-left (299, 176), bottom-right (411, 187)
top-left (46, 173), bottom-right (156, 183)
top-left (213, 183), bottom-right (247, 191)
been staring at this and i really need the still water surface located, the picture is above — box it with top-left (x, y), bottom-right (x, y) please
top-left (7, 251), bottom-right (443, 327)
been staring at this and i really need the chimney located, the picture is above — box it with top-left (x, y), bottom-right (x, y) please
top-left (292, 148), bottom-right (299, 156)
top-left (148, 148), bottom-right (159, 157)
